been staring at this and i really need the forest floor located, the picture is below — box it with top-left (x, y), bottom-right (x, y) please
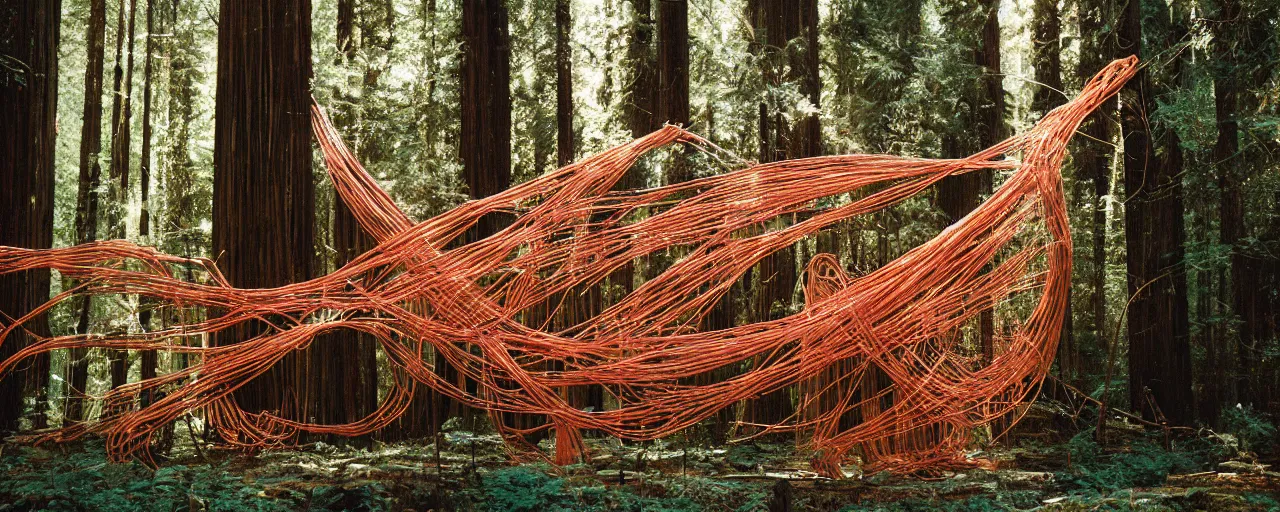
top-left (1, 418), bottom-right (1278, 511)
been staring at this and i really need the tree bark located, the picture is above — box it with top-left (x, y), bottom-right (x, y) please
top-left (0, 0), bottom-right (59, 433)
top-left (66, 0), bottom-right (107, 425)
top-left (106, 0), bottom-right (139, 392)
top-left (213, 0), bottom-right (316, 422)
top-left (1119, 0), bottom-right (1193, 425)
top-left (139, 0), bottom-right (157, 385)
top-left (455, 0), bottom-right (512, 422)
top-left (556, 0), bottom-right (574, 167)
top-left (657, 0), bottom-right (689, 184)
top-left (1076, 0), bottom-right (1116, 391)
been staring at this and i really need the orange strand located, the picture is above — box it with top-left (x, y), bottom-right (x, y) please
top-left (0, 58), bottom-right (1139, 476)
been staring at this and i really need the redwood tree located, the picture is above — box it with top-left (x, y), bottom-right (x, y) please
top-left (938, 0), bottom-right (1001, 363)
top-left (139, 0), bottom-right (157, 385)
top-left (106, 0), bottom-right (138, 391)
top-left (1076, 0), bottom-right (1116, 391)
top-left (213, 0), bottom-right (316, 421)
top-left (0, 0), bottom-right (59, 433)
top-left (453, 0), bottom-right (512, 421)
top-left (66, 0), bottom-right (106, 425)
top-left (1118, 0), bottom-right (1193, 425)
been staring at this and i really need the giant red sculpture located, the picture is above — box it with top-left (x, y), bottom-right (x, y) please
top-left (0, 57), bottom-right (1139, 477)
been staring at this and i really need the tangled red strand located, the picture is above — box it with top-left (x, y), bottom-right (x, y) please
top-left (0, 57), bottom-right (1139, 477)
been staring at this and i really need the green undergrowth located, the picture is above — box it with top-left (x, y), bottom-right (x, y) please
top-left (0, 441), bottom-right (328, 511)
top-left (1052, 430), bottom-right (1223, 494)
top-left (1, 432), bottom-right (1274, 511)
top-left (459, 465), bottom-right (771, 512)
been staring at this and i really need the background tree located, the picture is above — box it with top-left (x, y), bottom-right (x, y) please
top-left (0, 0), bottom-right (59, 433)
top-left (452, 0), bottom-right (513, 422)
top-left (1073, 0), bottom-right (1117, 397)
top-left (104, 0), bottom-right (138, 392)
top-left (212, 0), bottom-right (316, 421)
top-left (1118, 0), bottom-right (1193, 425)
top-left (66, 0), bottom-right (107, 425)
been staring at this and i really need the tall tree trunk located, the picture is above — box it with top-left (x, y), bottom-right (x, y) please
top-left (556, 0), bottom-right (573, 168)
top-left (1076, 0), bottom-right (1116, 390)
top-left (0, 0), bottom-right (59, 433)
top-left (67, 0), bottom-right (107, 425)
top-left (213, 0), bottom-right (315, 423)
top-left (139, 0), bottom-right (157, 386)
top-left (455, 0), bottom-right (512, 422)
top-left (656, 0), bottom-right (689, 189)
top-left (938, 0), bottom-right (1001, 362)
top-left (1031, 0), bottom-right (1074, 386)
top-left (106, 0), bottom-right (139, 391)
top-left (1211, 0), bottom-right (1258, 410)
top-left (1119, 0), bottom-right (1193, 425)
top-left (1209, 0), bottom-right (1241, 421)
top-left (315, 0), bottom-right (383, 442)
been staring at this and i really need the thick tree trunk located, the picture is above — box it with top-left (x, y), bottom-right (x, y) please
top-left (656, 0), bottom-right (689, 185)
top-left (213, 0), bottom-right (316, 422)
top-left (66, 0), bottom-right (107, 425)
top-left (455, 0), bottom-right (512, 423)
top-left (0, 0), bottom-right (59, 433)
top-left (1119, 0), bottom-right (1193, 425)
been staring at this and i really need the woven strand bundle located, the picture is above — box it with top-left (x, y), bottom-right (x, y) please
top-left (0, 57), bottom-right (1139, 477)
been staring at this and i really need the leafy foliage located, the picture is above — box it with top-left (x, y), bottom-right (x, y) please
top-left (1055, 431), bottom-right (1220, 493)
top-left (1221, 405), bottom-right (1278, 454)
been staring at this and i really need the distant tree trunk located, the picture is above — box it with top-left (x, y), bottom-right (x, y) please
top-left (213, 0), bottom-right (315, 423)
top-left (1205, 0), bottom-right (1241, 422)
top-left (788, 0), bottom-right (820, 159)
top-left (1076, 0), bottom-right (1115, 390)
top-left (656, 0), bottom-right (689, 187)
top-left (455, 0), bottom-right (512, 421)
top-left (460, 0), bottom-right (512, 239)
top-left (556, 0), bottom-right (573, 167)
top-left (656, 0), bottom-right (688, 125)
top-left (938, 0), bottom-right (1001, 363)
top-left (741, 0), bottom-right (819, 430)
top-left (162, 0), bottom-right (200, 377)
top-left (628, 0), bottom-right (656, 143)
top-left (314, 0), bottom-right (380, 442)
top-left (66, 0), bottom-right (107, 425)
top-left (1211, 0), bottom-right (1255, 410)
top-left (0, 0), bottom-right (59, 433)
top-left (106, 0), bottom-right (139, 392)
top-left (1031, 0), bottom-right (1074, 386)
top-left (1119, 0), bottom-right (1193, 425)
top-left (139, 0), bottom-right (157, 385)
